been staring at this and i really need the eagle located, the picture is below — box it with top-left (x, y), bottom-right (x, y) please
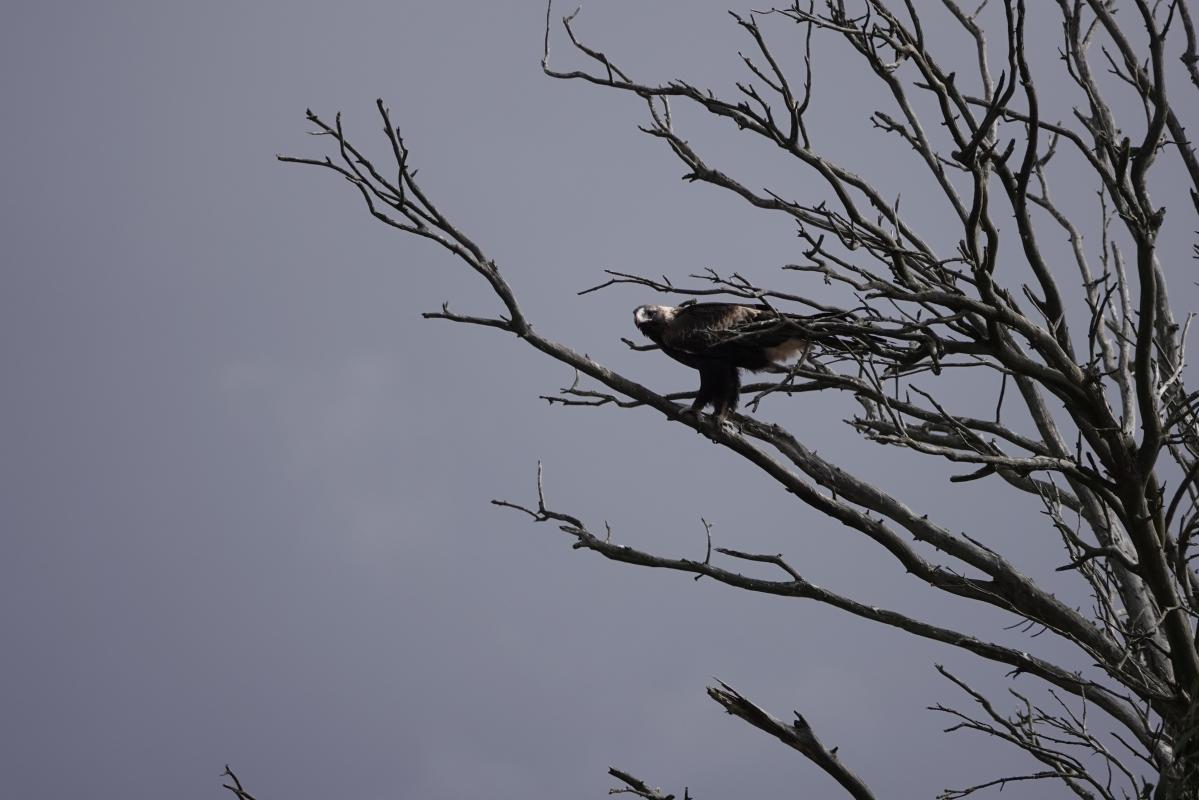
top-left (633, 302), bottom-right (815, 424)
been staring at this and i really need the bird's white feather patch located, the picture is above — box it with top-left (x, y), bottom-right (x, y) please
top-left (765, 338), bottom-right (809, 364)
top-left (633, 305), bottom-right (676, 326)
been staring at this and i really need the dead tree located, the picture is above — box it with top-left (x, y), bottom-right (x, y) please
top-left (274, 1), bottom-right (1199, 797)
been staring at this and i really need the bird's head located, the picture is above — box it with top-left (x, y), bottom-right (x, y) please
top-left (633, 304), bottom-right (674, 336)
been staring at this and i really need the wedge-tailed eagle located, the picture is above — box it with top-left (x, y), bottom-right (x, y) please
top-left (633, 302), bottom-right (814, 424)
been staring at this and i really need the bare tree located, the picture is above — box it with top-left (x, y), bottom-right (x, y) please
top-left (266, 1), bottom-right (1199, 797)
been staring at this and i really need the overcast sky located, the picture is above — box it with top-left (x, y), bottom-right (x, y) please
top-left (4, 3), bottom-right (1196, 799)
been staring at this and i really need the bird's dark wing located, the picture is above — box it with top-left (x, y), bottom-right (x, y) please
top-left (660, 303), bottom-right (777, 354)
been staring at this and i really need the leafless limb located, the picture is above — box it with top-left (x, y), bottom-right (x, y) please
top-left (707, 681), bottom-right (876, 800)
top-left (491, 474), bottom-right (1159, 756)
top-left (607, 767), bottom-right (688, 800)
top-left (221, 766), bottom-right (258, 800)
top-left (932, 666), bottom-right (1152, 799)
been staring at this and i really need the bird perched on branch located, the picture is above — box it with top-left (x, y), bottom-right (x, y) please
top-left (633, 302), bottom-right (819, 425)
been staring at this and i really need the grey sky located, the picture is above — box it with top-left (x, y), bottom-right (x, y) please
top-left (4, 2), bottom-right (1194, 798)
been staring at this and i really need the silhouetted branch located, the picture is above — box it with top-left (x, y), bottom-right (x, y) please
top-left (221, 766), bottom-right (258, 800)
top-left (707, 681), bottom-right (877, 800)
top-left (607, 767), bottom-right (684, 800)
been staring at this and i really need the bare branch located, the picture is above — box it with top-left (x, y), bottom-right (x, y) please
top-left (707, 681), bottom-right (877, 800)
